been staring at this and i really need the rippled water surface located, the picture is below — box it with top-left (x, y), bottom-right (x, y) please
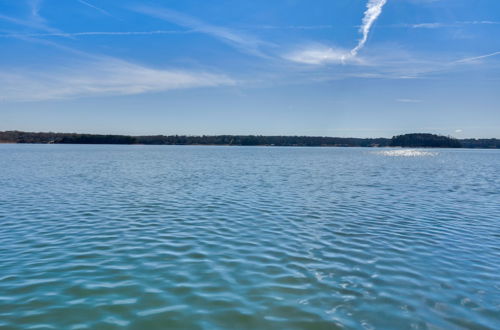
top-left (1, 145), bottom-right (499, 329)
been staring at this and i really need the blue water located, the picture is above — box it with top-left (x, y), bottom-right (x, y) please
top-left (0, 145), bottom-right (499, 329)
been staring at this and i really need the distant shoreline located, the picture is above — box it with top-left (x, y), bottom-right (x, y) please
top-left (3, 144), bottom-right (500, 150)
top-left (1, 131), bottom-right (499, 149)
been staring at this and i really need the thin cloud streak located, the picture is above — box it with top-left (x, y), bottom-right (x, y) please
top-left (0, 30), bottom-right (193, 38)
top-left (404, 21), bottom-right (500, 29)
top-left (245, 24), bottom-right (335, 30)
top-left (132, 6), bottom-right (271, 58)
top-left (77, 0), bottom-right (111, 16)
top-left (456, 51), bottom-right (500, 63)
top-left (410, 23), bottom-right (444, 29)
top-left (0, 13), bottom-right (59, 33)
top-left (0, 0), bottom-right (62, 35)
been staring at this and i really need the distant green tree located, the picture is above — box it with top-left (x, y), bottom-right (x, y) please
top-left (391, 133), bottom-right (462, 148)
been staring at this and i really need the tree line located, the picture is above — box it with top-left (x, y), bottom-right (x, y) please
top-left (0, 131), bottom-right (498, 148)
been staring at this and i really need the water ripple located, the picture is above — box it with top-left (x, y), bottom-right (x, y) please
top-left (0, 145), bottom-right (499, 329)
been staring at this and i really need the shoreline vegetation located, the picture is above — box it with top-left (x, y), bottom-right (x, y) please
top-left (0, 131), bottom-right (499, 149)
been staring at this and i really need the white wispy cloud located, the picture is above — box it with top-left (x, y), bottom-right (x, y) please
top-left (0, 58), bottom-right (235, 102)
top-left (283, 46), bottom-right (364, 65)
top-left (0, 4), bottom-right (236, 102)
top-left (29, 0), bottom-right (43, 21)
top-left (77, 0), bottom-right (111, 16)
top-left (132, 6), bottom-right (270, 58)
top-left (278, 43), bottom-right (484, 83)
top-left (284, 0), bottom-right (388, 65)
top-left (351, 0), bottom-right (388, 56)
top-left (0, 0), bottom-right (61, 34)
top-left (0, 13), bottom-right (58, 33)
top-left (396, 98), bottom-right (422, 103)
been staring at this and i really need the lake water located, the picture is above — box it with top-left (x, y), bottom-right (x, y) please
top-left (0, 145), bottom-right (499, 329)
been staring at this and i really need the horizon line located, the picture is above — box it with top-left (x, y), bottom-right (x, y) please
top-left (1, 130), bottom-right (498, 140)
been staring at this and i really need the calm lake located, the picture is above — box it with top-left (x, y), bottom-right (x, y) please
top-left (0, 145), bottom-right (499, 329)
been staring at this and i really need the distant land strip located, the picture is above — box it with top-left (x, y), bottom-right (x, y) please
top-left (0, 131), bottom-right (499, 149)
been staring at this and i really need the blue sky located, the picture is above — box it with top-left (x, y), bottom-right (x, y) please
top-left (0, 0), bottom-right (499, 137)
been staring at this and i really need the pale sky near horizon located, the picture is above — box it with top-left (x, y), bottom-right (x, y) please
top-left (0, 0), bottom-right (499, 138)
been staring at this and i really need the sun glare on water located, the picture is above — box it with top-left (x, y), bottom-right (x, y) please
top-left (375, 149), bottom-right (438, 157)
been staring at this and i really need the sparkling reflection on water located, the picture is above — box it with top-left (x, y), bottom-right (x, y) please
top-left (0, 145), bottom-right (499, 329)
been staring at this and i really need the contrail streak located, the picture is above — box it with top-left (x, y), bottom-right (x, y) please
top-left (350, 0), bottom-right (388, 57)
top-left (0, 30), bottom-right (192, 38)
top-left (77, 0), bottom-right (111, 16)
top-left (455, 51), bottom-right (500, 63)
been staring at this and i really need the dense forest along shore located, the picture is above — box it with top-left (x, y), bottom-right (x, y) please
top-left (1, 131), bottom-right (499, 149)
